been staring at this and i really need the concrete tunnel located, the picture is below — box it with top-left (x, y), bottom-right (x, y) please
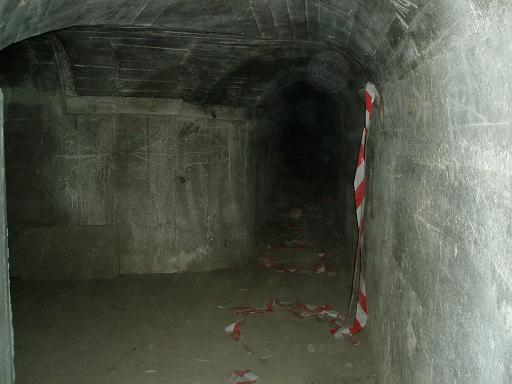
top-left (0, 0), bottom-right (510, 383)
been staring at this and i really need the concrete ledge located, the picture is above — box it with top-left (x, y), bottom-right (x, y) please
top-left (11, 225), bottom-right (119, 280)
top-left (65, 96), bottom-right (249, 121)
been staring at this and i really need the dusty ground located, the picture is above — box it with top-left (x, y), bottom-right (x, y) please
top-left (11, 182), bottom-right (376, 384)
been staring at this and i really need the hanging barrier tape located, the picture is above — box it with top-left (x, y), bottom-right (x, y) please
top-left (225, 84), bottom-right (378, 360)
top-left (340, 82), bottom-right (379, 337)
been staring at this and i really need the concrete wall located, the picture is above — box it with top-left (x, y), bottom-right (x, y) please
top-left (4, 86), bottom-right (279, 278)
top-left (0, 89), bottom-right (15, 384)
top-left (365, 2), bottom-right (512, 383)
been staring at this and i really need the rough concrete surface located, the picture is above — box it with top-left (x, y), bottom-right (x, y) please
top-left (11, 188), bottom-right (376, 384)
top-left (365, 2), bottom-right (512, 384)
top-left (11, 225), bottom-right (119, 280)
top-left (12, 270), bottom-right (374, 384)
top-left (3, 89), bottom-right (277, 275)
top-left (0, 89), bottom-right (15, 384)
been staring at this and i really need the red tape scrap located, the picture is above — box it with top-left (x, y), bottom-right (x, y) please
top-left (228, 370), bottom-right (258, 384)
top-left (225, 322), bottom-right (242, 341)
top-left (265, 240), bottom-right (308, 250)
top-left (258, 252), bottom-right (328, 274)
top-left (224, 298), bottom-right (346, 341)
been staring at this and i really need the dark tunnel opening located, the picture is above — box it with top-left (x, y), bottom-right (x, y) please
top-left (254, 81), bottom-right (352, 280)
top-left (272, 81), bottom-right (342, 194)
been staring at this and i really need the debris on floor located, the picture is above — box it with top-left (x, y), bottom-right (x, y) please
top-left (12, 177), bottom-right (377, 383)
top-left (312, 253), bottom-right (328, 273)
top-left (288, 207), bottom-right (303, 219)
top-left (259, 354), bottom-right (273, 365)
top-left (223, 298), bottom-right (346, 342)
top-left (283, 239), bottom-right (307, 249)
top-left (258, 252), bottom-right (328, 274)
top-left (265, 239), bottom-right (310, 251)
top-left (241, 341), bottom-right (255, 355)
top-left (230, 300), bottom-right (276, 317)
top-left (225, 322), bottom-right (242, 341)
top-left (265, 243), bottom-right (283, 251)
top-left (194, 358), bottom-right (211, 363)
top-left (228, 370), bottom-right (258, 384)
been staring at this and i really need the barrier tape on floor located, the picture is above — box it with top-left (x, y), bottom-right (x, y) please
top-left (225, 322), bottom-right (242, 341)
top-left (337, 82), bottom-right (379, 337)
top-left (224, 299), bottom-right (346, 342)
top-left (258, 252), bottom-right (328, 274)
top-left (228, 370), bottom-right (258, 384)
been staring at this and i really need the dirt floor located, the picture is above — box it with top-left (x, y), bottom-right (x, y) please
top-left (11, 181), bottom-right (376, 384)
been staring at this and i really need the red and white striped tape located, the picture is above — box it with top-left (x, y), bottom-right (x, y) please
top-left (342, 82), bottom-right (379, 337)
top-left (224, 299), bottom-right (345, 342)
top-left (342, 278), bottom-right (368, 336)
top-left (258, 252), bottom-right (328, 274)
top-left (225, 322), bottom-right (242, 341)
top-left (228, 370), bottom-right (258, 384)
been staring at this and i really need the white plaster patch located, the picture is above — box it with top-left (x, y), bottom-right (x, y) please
top-left (501, 303), bottom-right (512, 332)
top-left (388, 0), bottom-right (418, 18)
top-left (406, 318), bottom-right (417, 358)
top-left (174, 245), bottom-right (212, 272)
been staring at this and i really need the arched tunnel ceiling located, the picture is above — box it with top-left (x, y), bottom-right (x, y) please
top-left (0, 27), bottom-right (360, 106)
top-left (0, 0), bottom-right (431, 105)
top-left (0, 0), bottom-right (424, 66)
top-left (54, 27), bottom-right (364, 105)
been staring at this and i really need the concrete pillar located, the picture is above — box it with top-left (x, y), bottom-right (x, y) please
top-left (0, 89), bottom-right (14, 383)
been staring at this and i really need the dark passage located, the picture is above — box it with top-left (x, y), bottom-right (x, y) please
top-left (273, 81), bottom-right (342, 194)
top-left (258, 80), bottom-right (351, 282)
